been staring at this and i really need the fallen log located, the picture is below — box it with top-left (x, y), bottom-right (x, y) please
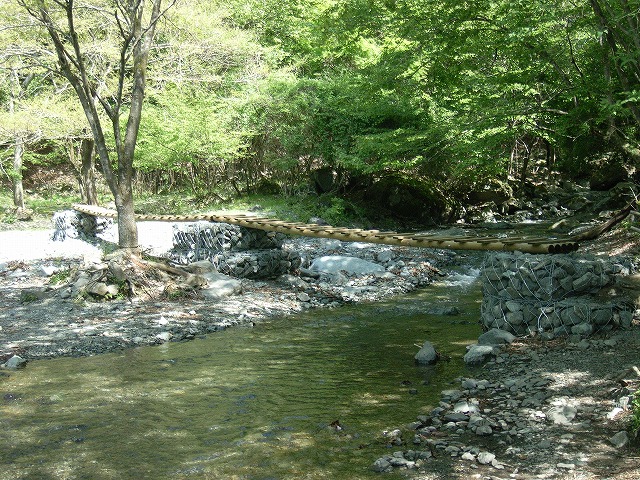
top-left (570, 202), bottom-right (636, 242)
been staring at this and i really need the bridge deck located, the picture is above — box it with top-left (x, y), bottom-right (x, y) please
top-left (72, 204), bottom-right (580, 254)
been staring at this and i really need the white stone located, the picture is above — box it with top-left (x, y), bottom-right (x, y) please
top-left (156, 332), bottom-right (172, 342)
top-left (607, 407), bottom-right (624, 420)
top-left (186, 260), bottom-right (217, 274)
top-left (309, 256), bottom-right (385, 276)
top-left (547, 405), bottom-right (577, 425)
top-left (200, 272), bottom-right (242, 299)
top-left (296, 292), bottom-right (311, 302)
top-left (40, 265), bottom-right (59, 276)
top-left (477, 451), bottom-right (495, 465)
top-left (2, 355), bottom-right (27, 369)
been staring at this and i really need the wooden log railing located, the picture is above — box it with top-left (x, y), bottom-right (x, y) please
top-left (71, 204), bottom-right (581, 254)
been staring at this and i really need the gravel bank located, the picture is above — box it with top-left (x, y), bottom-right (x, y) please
top-left (0, 223), bottom-right (456, 361)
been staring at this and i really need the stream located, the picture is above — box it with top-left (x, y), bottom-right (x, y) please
top-left (0, 270), bottom-right (482, 480)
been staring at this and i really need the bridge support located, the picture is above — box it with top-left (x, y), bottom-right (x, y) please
top-left (480, 253), bottom-right (634, 338)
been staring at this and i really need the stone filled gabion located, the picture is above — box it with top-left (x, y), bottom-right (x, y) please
top-left (171, 221), bottom-right (284, 253)
top-left (52, 210), bottom-right (112, 241)
top-left (481, 253), bottom-right (634, 336)
top-left (210, 250), bottom-right (302, 279)
top-left (170, 222), bottom-right (299, 279)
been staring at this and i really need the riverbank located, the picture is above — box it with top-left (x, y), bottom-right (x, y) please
top-left (376, 324), bottom-right (640, 480)
top-left (376, 229), bottom-right (640, 479)
top-left (0, 223), bottom-right (459, 361)
top-left (1, 219), bottom-right (639, 480)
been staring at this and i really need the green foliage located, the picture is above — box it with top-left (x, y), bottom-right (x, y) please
top-left (49, 268), bottom-right (72, 285)
top-left (631, 390), bottom-right (640, 439)
top-left (2, 0), bottom-right (639, 222)
top-left (136, 87), bottom-right (245, 175)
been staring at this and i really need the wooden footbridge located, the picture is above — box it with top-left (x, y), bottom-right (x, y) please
top-left (71, 204), bottom-right (590, 254)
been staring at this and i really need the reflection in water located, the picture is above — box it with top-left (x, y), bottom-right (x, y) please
top-left (0, 279), bottom-right (481, 479)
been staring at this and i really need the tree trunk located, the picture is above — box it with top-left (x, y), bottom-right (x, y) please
top-left (12, 136), bottom-right (25, 210)
top-left (80, 138), bottom-right (98, 205)
top-left (68, 137), bottom-right (99, 205)
top-left (114, 179), bottom-right (139, 250)
top-left (22, 0), bottom-right (167, 250)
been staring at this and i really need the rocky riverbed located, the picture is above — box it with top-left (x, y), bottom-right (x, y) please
top-left (371, 228), bottom-right (640, 480)
top-left (0, 226), bottom-right (458, 361)
top-left (374, 329), bottom-right (640, 480)
top-left (1, 216), bottom-right (639, 480)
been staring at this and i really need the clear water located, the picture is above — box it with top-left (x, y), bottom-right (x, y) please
top-left (0, 275), bottom-right (481, 480)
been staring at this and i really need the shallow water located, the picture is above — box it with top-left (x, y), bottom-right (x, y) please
top-left (0, 273), bottom-right (481, 480)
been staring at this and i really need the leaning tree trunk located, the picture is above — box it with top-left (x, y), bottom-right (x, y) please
top-left (68, 138), bottom-right (99, 205)
top-left (12, 135), bottom-right (25, 210)
top-left (79, 138), bottom-right (98, 205)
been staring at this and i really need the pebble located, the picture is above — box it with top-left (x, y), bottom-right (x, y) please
top-left (156, 332), bottom-right (172, 342)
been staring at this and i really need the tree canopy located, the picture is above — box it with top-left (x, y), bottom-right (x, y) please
top-left (2, 0), bottom-right (638, 227)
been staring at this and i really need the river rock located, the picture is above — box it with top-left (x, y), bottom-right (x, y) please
top-left (81, 281), bottom-right (118, 297)
top-left (477, 451), bottom-right (496, 465)
top-left (185, 260), bottom-right (217, 274)
top-left (371, 457), bottom-right (392, 472)
top-left (376, 250), bottom-right (393, 263)
top-left (547, 405), bottom-right (577, 424)
top-left (2, 355), bottom-right (27, 369)
top-left (426, 306), bottom-right (460, 316)
top-left (453, 400), bottom-right (480, 415)
top-left (464, 344), bottom-right (496, 365)
top-left (477, 328), bottom-right (516, 346)
top-left (609, 431), bottom-right (630, 448)
top-left (296, 292), bottom-right (311, 302)
top-left (156, 332), bottom-right (172, 342)
top-left (444, 412), bottom-right (469, 422)
top-left (309, 256), bottom-right (385, 276)
top-left (415, 341), bottom-right (438, 364)
top-left (200, 272), bottom-right (242, 299)
top-left (571, 322), bottom-right (593, 336)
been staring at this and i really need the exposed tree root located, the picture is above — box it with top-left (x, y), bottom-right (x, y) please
top-left (64, 251), bottom-right (207, 302)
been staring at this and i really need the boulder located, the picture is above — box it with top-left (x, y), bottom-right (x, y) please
top-left (464, 344), bottom-right (496, 365)
top-left (185, 260), bottom-right (217, 274)
top-left (200, 272), bottom-right (242, 299)
top-left (414, 341), bottom-right (438, 365)
top-left (310, 256), bottom-right (385, 276)
top-left (477, 329), bottom-right (516, 346)
top-left (547, 405), bottom-right (577, 425)
top-left (609, 431), bottom-right (630, 448)
top-left (2, 355), bottom-right (27, 369)
top-left (476, 451), bottom-right (496, 465)
top-left (571, 322), bottom-right (594, 336)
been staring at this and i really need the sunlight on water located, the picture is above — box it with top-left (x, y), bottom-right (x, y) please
top-left (0, 282), bottom-right (482, 479)
top-left (436, 267), bottom-right (481, 288)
